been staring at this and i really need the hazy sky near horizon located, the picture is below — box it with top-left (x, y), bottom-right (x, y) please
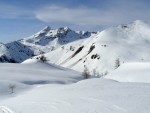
top-left (0, 0), bottom-right (150, 43)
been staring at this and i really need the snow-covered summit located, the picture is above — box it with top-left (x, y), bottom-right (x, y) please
top-left (21, 26), bottom-right (83, 46)
top-left (0, 26), bottom-right (92, 63)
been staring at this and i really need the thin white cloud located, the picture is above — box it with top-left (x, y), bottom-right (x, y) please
top-left (35, 4), bottom-right (150, 26)
top-left (1, 1), bottom-right (150, 27)
top-left (0, 4), bottom-right (34, 19)
top-left (35, 6), bottom-right (114, 25)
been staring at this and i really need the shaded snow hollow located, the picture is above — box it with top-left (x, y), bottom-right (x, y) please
top-left (0, 60), bottom-right (82, 99)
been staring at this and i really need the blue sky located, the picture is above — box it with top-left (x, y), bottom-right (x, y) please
top-left (0, 0), bottom-right (150, 43)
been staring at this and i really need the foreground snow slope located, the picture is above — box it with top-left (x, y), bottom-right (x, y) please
top-left (0, 60), bottom-right (81, 99)
top-left (105, 62), bottom-right (150, 83)
top-left (0, 78), bottom-right (150, 113)
top-left (0, 61), bottom-right (150, 113)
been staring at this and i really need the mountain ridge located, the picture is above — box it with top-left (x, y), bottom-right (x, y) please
top-left (0, 20), bottom-right (150, 75)
top-left (0, 26), bottom-right (93, 62)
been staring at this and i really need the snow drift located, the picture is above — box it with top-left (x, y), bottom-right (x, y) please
top-left (105, 62), bottom-right (150, 83)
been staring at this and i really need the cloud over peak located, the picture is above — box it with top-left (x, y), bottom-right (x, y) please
top-left (1, 0), bottom-right (150, 28)
top-left (35, 4), bottom-right (150, 26)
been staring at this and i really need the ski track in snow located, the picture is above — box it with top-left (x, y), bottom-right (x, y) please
top-left (0, 106), bottom-right (14, 113)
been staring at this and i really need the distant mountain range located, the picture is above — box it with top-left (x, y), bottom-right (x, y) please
top-left (1, 20), bottom-right (150, 74)
top-left (0, 26), bottom-right (93, 63)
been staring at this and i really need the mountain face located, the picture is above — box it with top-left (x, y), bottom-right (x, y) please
top-left (30, 20), bottom-right (150, 75)
top-left (1, 20), bottom-right (150, 74)
top-left (0, 26), bottom-right (93, 63)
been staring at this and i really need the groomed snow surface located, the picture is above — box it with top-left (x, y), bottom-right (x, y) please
top-left (0, 61), bottom-right (150, 113)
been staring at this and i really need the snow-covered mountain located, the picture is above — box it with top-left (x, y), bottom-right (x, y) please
top-left (31, 20), bottom-right (150, 74)
top-left (1, 20), bottom-right (150, 113)
top-left (0, 26), bottom-right (93, 62)
top-left (1, 20), bottom-right (150, 75)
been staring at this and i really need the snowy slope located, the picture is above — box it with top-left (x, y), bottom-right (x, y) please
top-left (32, 20), bottom-right (150, 75)
top-left (6, 41), bottom-right (34, 62)
top-left (0, 41), bottom-right (34, 63)
top-left (0, 78), bottom-right (150, 113)
top-left (0, 43), bottom-right (9, 57)
top-left (0, 61), bottom-right (149, 113)
top-left (0, 44), bottom-right (150, 113)
top-left (105, 62), bottom-right (150, 83)
top-left (0, 60), bottom-right (82, 100)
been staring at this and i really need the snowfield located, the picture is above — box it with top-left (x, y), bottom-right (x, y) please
top-left (106, 62), bottom-right (150, 83)
top-left (0, 61), bottom-right (150, 113)
top-left (0, 78), bottom-right (150, 113)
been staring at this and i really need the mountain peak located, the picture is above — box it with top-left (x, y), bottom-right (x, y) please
top-left (34, 26), bottom-right (51, 37)
top-left (42, 26), bottom-right (51, 32)
top-left (58, 27), bottom-right (71, 32)
top-left (63, 26), bottom-right (71, 31)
